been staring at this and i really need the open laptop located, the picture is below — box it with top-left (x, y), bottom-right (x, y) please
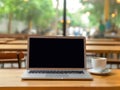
top-left (22, 36), bottom-right (93, 80)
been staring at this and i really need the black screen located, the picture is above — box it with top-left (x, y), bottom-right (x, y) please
top-left (29, 37), bottom-right (85, 68)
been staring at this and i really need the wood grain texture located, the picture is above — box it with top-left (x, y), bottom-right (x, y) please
top-left (0, 69), bottom-right (120, 90)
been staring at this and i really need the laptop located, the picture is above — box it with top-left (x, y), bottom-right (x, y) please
top-left (22, 36), bottom-right (93, 80)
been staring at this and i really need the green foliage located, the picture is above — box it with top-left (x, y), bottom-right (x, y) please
top-left (0, 0), bottom-right (55, 32)
top-left (1, 0), bottom-right (120, 33)
top-left (33, 0), bottom-right (55, 30)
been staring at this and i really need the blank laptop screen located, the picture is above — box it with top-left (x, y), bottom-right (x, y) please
top-left (28, 37), bottom-right (85, 68)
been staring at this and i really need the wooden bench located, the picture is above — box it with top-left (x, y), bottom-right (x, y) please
top-left (0, 52), bottom-right (24, 68)
top-left (107, 59), bottom-right (120, 69)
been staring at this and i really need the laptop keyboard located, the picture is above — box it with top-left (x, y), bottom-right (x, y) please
top-left (22, 70), bottom-right (93, 80)
top-left (29, 70), bottom-right (84, 74)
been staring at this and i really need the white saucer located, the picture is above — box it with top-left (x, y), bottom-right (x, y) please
top-left (87, 68), bottom-right (111, 75)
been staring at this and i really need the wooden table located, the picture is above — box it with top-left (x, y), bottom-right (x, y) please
top-left (86, 45), bottom-right (120, 53)
top-left (0, 45), bottom-right (27, 51)
top-left (6, 39), bottom-right (120, 45)
top-left (0, 38), bottom-right (16, 41)
top-left (86, 41), bottom-right (120, 45)
top-left (87, 38), bottom-right (115, 41)
top-left (86, 45), bottom-right (120, 60)
top-left (0, 44), bottom-right (120, 53)
top-left (0, 69), bottom-right (120, 90)
top-left (7, 40), bottom-right (28, 45)
top-left (0, 40), bottom-right (7, 44)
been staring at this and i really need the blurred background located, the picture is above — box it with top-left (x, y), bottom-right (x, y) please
top-left (1, 0), bottom-right (120, 69)
top-left (0, 0), bottom-right (120, 38)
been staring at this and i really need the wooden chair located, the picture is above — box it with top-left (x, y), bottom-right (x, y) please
top-left (105, 52), bottom-right (120, 69)
top-left (107, 59), bottom-right (120, 69)
top-left (0, 52), bottom-right (24, 68)
top-left (88, 52), bottom-right (120, 69)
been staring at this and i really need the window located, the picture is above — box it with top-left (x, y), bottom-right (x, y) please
top-left (0, 0), bottom-right (120, 38)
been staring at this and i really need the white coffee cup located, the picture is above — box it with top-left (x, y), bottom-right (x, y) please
top-left (91, 57), bottom-right (107, 72)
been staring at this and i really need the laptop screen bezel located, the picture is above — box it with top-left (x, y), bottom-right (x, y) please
top-left (27, 36), bottom-right (86, 70)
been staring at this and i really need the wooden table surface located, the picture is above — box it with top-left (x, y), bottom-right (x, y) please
top-left (7, 40), bottom-right (28, 45)
top-left (87, 38), bottom-right (115, 41)
top-left (0, 40), bottom-right (7, 44)
top-left (0, 69), bottom-right (120, 90)
top-left (6, 40), bottom-right (120, 45)
top-left (86, 45), bottom-right (120, 53)
top-left (86, 41), bottom-right (120, 45)
top-left (0, 38), bottom-right (16, 41)
top-left (0, 44), bottom-right (120, 53)
top-left (0, 44), bottom-right (27, 51)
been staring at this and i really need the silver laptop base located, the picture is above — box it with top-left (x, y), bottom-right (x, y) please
top-left (22, 70), bottom-right (93, 80)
